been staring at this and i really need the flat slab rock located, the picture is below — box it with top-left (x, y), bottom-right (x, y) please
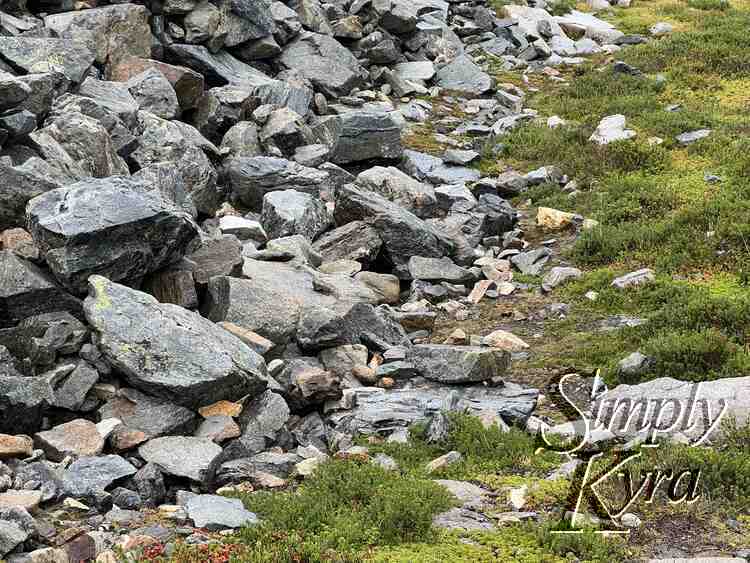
top-left (139, 436), bottom-right (222, 482)
top-left (328, 378), bottom-right (538, 436)
top-left (84, 276), bottom-right (270, 408)
top-left (61, 455), bottom-right (136, 498)
top-left (184, 494), bottom-right (259, 530)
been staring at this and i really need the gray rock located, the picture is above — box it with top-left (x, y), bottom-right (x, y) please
top-left (0, 375), bottom-right (53, 435)
top-left (98, 388), bottom-right (197, 440)
top-left (334, 184), bottom-right (453, 279)
top-left (260, 108), bottom-right (316, 156)
top-left (0, 156), bottom-right (65, 231)
top-left (0, 37), bottom-right (95, 83)
top-left (84, 277), bottom-right (270, 408)
top-left (433, 507), bottom-right (493, 531)
top-left (435, 54), bottom-right (492, 96)
top-left (408, 345), bottom-right (510, 384)
top-left (0, 75), bottom-right (31, 112)
top-left (27, 176), bottom-right (198, 294)
top-left (356, 166), bottom-right (436, 218)
top-left (329, 379), bottom-right (539, 436)
top-left (49, 361), bottom-right (98, 411)
top-left (227, 0), bottom-right (275, 39)
top-left (132, 463), bottom-right (166, 508)
top-left (271, 1), bottom-right (302, 44)
top-left (221, 122), bottom-right (262, 159)
top-left (407, 256), bottom-right (473, 283)
top-left (204, 259), bottom-right (380, 344)
top-left (616, 352), bottom-right (654, 382)
top-left (126, 69), bottom-right (180, 120)
top-left (510, 247), bottom-right (552, 276)
top-left (330, 109), bottom-right (403, 164)
top-left (611, 268), bottom-right (655, 289)
top-left (227, 156), bottom-right (330, 210)
top-left (261, 190), bottom-right (332, 241)
top-left (139, 437), bottom-right (222, 482)
top-left (0, 251), bottom-right (81, 329)
top-left (676, 129), bottom-right (711, 145)
top-left (311, 221), bottom-right (383, 267)
top-left (275, 357), bottom-right (340, 410)
top-left (130, 111), bottom-right (220, 215)
top-left (293, 144), bottom-right (330, 167)
top-left (542, 266), bottom-right (582, 292)
top-left (278, 31), bottom-right (367, 97)
top-left (402, 149), bottom-right (443, 181)
top-left (77, 77), bottom-right (138, 127)
top-left (0, 110), bottom-right (36, 139)
top-left (298, 0), bottom-right (333, 35)
top-left (61, 455), bottom-right (136, 498)
top-left (239, 390), bottom-right (290, 438)
top-left (185, 494), bottom-right (259, 530)
top-left (0, 520), bottom-right (27, 558)
top-left (394, 61), bottom-right (435, 82)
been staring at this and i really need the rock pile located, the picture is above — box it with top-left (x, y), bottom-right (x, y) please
top-left (0, 0), bottom-right (636, 558)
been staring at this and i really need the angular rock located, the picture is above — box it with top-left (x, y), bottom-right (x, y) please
top-left (139, 437), bottom-right (222, 482)
top-left (408, 256), bottom-right (472, 283)
top-left (27, 177), bottom-right (198, 294)
top-left (330, 109), bottom-right (403, 164)
top-left (542, 266), bottom-right (582, 292)
top-left (0, 435), bottom-right (33, 461)
top-left (126, 68), bottom-right (180, 120)
top-left (334, 184), bottom-right (452, 279)
top-left (589, 114), bottom-right (636, 145)
top-left (61, 455), bottom-right (136, 498)
top-left (435, 54), bottom-right (492, 96)
top-left (611, 268), bottom-right (655, 289)
top-left (49, 361), bottom-right (99, 411)
top-left (84, 276), bottom-right (270, 408)
top-left (261, 190), bottom-right (332, 241)
top-left (510, 248), bottom-right (552, 276)
top-left (356, 166), bottom-right (436, 218)
top-left (408, 345), bottom-right (510, 384)
top-left (0, 38), bottom-right (95, 83)
top-left (185, 494), bottom-right (258, 530)
top-left (34, 419), bottom-right (104, 462)
top-left (0, 376), bottom-right (53, 435)
top-left (0, 158), bottom-right (66, 232)
top-left (311, 221), bottom-right (382, 266)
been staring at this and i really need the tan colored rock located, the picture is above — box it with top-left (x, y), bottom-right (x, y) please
top-left (0, 434), bottom-right (33, 460)
top-left (426, 451), bottom-right (462, 473)
top-left (218, 322), bottom-right (274, 356)
top-left (109, 426), bottom-right (148, 452)
top-left (443, 328), bottom-right (467, 345)
top-left (0, 228), bottom-right (38, 261)
top-left (354, 271), bottom-right (401, 304)
top-left (537, 207), bottom-right (577, 230)
top-left (482, 329), bottom-right (529, 352)
top-left (198, 400), bottom-right (243, 418)
top-left (468, 280), bottom-right (493, 304)
top-left (352, 365), bottom-right (377, 385)
top-left (0, 489), bottom-right (42, 512)
top-left (34, 419), bottom-right (104, 461)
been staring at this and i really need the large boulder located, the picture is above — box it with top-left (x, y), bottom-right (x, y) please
top-left (83, 276), bottom-right (271, 408)
top-left (0, 38), bottom-right (95, 83)
top-left (260, 189), bottom-right (332, 240)
top-left (44, 4), bottom-right (150, 68)
top-left (0, 158), bottom-right (66, 231)
top-left (330, 110), bottom-right (403, 164)
top-left (227, 156), bottom-right (330, 210)
top-left (355, 166), bottom-right (436, 218)
top-left (0, 251), bottom-right (81, 328)
top-left (204, 259), bottom-right (381, 345)
top-left (311, 221), bottom-right (382, 267)
top-left (408, 345), bottom-right (510, 384)
top-left (277, 32), bottom-right (367, 97)
top-left (334, 184), bottom-right (453, 279)
top-left (27, 176), bottom-right (198, 294)
top-left (139, 436), bottom-right (222, 482)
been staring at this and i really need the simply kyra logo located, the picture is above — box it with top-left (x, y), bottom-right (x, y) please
top-left (537, 372), bottom-right (728, 535)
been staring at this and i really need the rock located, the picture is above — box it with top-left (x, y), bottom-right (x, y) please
top-left (354, 272), bottom-right (400, 304)
top-left (0, 158), bottom-right (68, 232)
top-left (0, 376), bottom-right (53, 435)
top-left (278, 32), bottom-right (366, 97)
top-left (27, 176), bottom-right (198, 294)
top-left (0, 76), bottom-right (31, 112)
top-left (318, 260), bottom-right (362, 277)
top-left (334, 184), bottom-right (452, 279)
top-left (0, 251), bottom-right (81, 329)
top-left (355, 166), bottom-right (436, 218)
top-left (611, 268), bottom-right (655, 289)
top-left (126, 69), bottom-right (180, 120)
top-left (132, 463), bottom-right (166, 508)
top-left (616, 352), bottom-right (654, 382)
top-left (227, 156), bottom-right (330, 210)
top-left (311, 221), bottom-right (382, 266)
top-left (537, 207), bottom-right (580, 230)
top-left (649, 22), bottom-right (673, 36)
top-left (542, 267), bottom-right (583, 292)
top-left (433, 507), bottom-right (493, 531)
top-left (218, 217), bottom-right (267, 243)
top-left (0, 520), bottom-right (27, 558)
top-left (407, 256), bottom-right (472, 283)
top-left (139, 437), bottom-right (222, 483)
top-left (49, 361), bottom-right (99, 411)
top-left (426, 451), bottom-right (462, 473)
top-left (676, 129), bottom-right (711, 145)
top-left (261, 190), bottom-right (332, 241)
top-left (109, 57), bottom-right (205, 111)
top-left (482, 330), bottom-right (529, 352)
top-left (61, 455), bottom-right (136, 498)
top-left (589, 114), bottom-right (636, 145)
top-left (34, 419), bottom-right (104, 462)
top-left (260, 108), bottom-right (315, 156)
top-left (219, 323), bottom-right (275, 356)
top-left (435, 55), bottom-right (492, 96)
top-left (330, 109), bottom-right (404, 164)
top-left (84, 276), bottom-right (270, 409)
top-left (0, 491), bottom-right (42, 513)
top-left (0, 38), bottom-right (94, 83)
top-left (510, 248), bottom-right (552, 276)
top-left (239, 390), bottom-right (290, 438)
top-left (99, 388), bottom-right (197, 442)
top-left (0, 435), bottom-right (33, 460)
top-left (184, 494), bottom-right (258, 530)
top-left (394, 61), bottom-right (435, 82)
top-left (408, 345), bottom-right (510, 384)
top-left (43, 5), bottom-right (150, 68)
top-left (195, 416), bottom-right (241, 443)
top-left (204, 258), bottom-right (380, 344)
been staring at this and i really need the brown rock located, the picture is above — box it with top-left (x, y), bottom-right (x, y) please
top-left (109, 426), bottom-right (148, 451)
top-left (351, 365), bottom-right (377, 385)
top-left (198, 400), bottom-right (243, 418)
top-left (0, 228), bottom-right (38, 261)
top-left (0, 489), bottom-right (43, 512)
top-left (108, 56), bottom-right (205, 110)
top-left (35, 419), bottom-right (105, 461)
top-left (443, 328), bottom-right (467, 345)
top-left (218, 322), bottom-right (274, 356)
top-left (143, 267), bottom-right (198, 309)
top-left (0, 434), bottom-right (33, 460)
top-left (482, 329), bottom-right (529, 352)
